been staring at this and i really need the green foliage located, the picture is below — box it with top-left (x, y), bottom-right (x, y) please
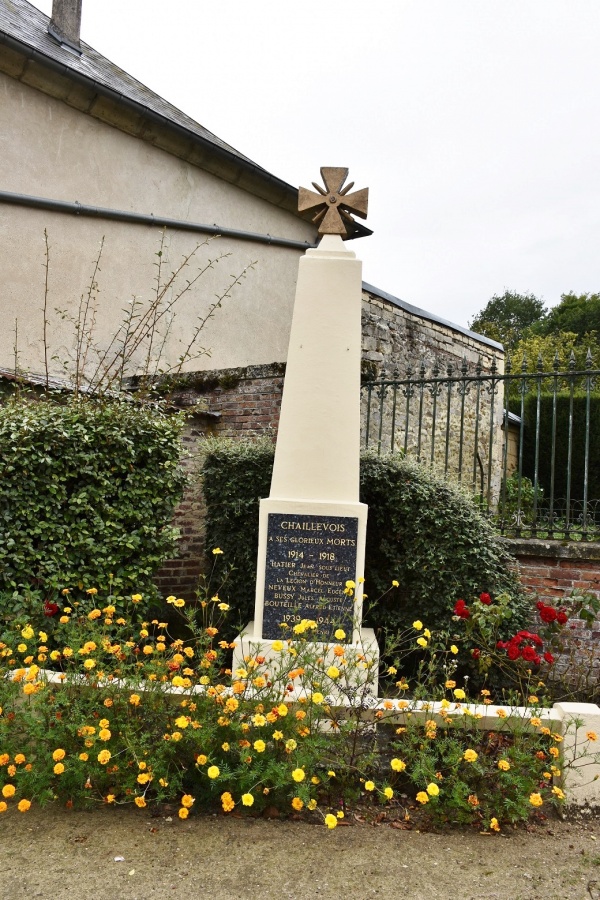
top-left (508, 330), bottom-right (600, 372)
top-left (202, 441), bottom-right (526, 637)
top-left (0, 396), bottom-right (186, 607)
top-left (359, 453), bottom-right (527, 634)
top-left (539, 292), bottom-right (600, 339)
top-left (201, 437), bottom-right (275, 632)
top-left (469, 290), bottom-right (546, 350)
top-left (521, 392), bottom-right (600, 501)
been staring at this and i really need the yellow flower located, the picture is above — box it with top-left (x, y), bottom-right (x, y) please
top-left (53, 762), bottom-right (65, 775)
top-left (364, 781), bottom-right (375, 791)
top-left (86, 588), bottom-right (98, 595)
top-left (453, 688), bottom-right (466, 700)
top-left (291, 797), bottom-right (304, 811)
top-left (143, 645), bottom-right (154, 655)
top-left (2, 785), bottom-right (16, 798)
top-left (242, 793), bottom-right (254, 807)
top-left (178, 807), bottom-right (189, 819)
top-left (497, 709), bottom-right (507, 718)
top-left (529, 792), bottom-right (543, 807)
top-left (392, 580), bottom-right (399, 588)
top-left (497, 759), bottom-right (510, 771)
top-left (79, 753), bottom-right (89, 762)
top-left (552, 786), bottom-right (566, 800)
top-left (426, 782), bottom-right (439, 796)
top-left (587, 731), bottom-right (598, 742)
top-left (17, 799), bottom-right (31, 813)
top-left (212, 547), bottom-right (224, 555)
top-left (99, 729), bottom-right (111, 741)
top-left (450, 645), bottom-right (459, 655)
top-left (137, 773), bottom-right (151, 785)
top-left (175, 716), bottom-right (189, 729)
top-left (14, 754), bottom-right (26, 765)
top-left (390, 758), bottom-right (406, 772)
top-left (0, 802), bottom-right (7, 813)
top-left (272, 640), bottom-right (283, 652)
top-left (273, 731), bottom-right (283, 741)
top-left (383, 787), bottom-right (394, 799)
top-left (97, 750), bottom-right (111, 765)
top-left (324, 813), bottom-right (337, 829)
top-left (129, 694), bottom-right (141, 706)
top-left (21, 626), bottom-right (34, 640)
top-left (221, 792), bottom-right (235, 813)
top-left (445, 680), bottom-right (456, 689)
top-left (530, 717), bottom-right (542, 727)
top-left (463, 749), bottom-right (478, 763)
top-left (285, 739), bottom-right (297, 752)
top-left (292, 768), bottom-right (305, 783)
top-left (254, 740), bottom-right (266, 753)
top-left (181, 794), bottom-right (195, 808)
top-left (277, 704), bottom-right (288, 717)
top-left (416, 791), bottom-right (429, 804)
top-left (416, 637), bottom-right (428, 648)
top-left (412, 620), bottom-right (423, 631)
top-left (326, 666), bottom-right (340, 680)
top-left (135, 797), bottom-right (147, 808)
top-left (311, 692), bottom-right (324, 705)
top-left (83, 658), bottom-right (96, 670)
top-left (490, 817), bottom-right (501, 832)
top-left (207, 766), bottom-right (220, 779)
top-left (549, 747), bottom-right (560, 758)
top-left (52, 748), bottom-right (66, 762)
top-left (334, 629), bottom-right (346, 640)
top-left (131, 594), bottom-right (142, 603)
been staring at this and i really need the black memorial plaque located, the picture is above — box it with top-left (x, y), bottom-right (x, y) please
top-left (262, 513), bottom-right (359, 641)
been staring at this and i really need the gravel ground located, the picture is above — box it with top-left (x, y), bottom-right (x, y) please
top-left (0, 806), bottom-right (599, 900)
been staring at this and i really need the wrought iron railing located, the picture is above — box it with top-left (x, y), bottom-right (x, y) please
top-left (361, 352), bottom-right (600, 540)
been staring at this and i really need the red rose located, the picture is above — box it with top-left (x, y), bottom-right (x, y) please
top-left (543, 652), bottom-right (555, 665)
top-left (557, 610), bottom-right (568, 625)
top-left (539, 606), bottom-right (557, 624)
top-left (472, 648), bottom-right (481, 660)
top-left (522, 646), bottom-right (537, 662)
top-left (454, 599), bottom-right (470, 619)
top-left (479, 592), bottom-right (492, 605)
top-left (536, 600), bottom-right (545, 611)
top-left (44, 600), bottom-right (59, 617)
top-left (507, 643), bottom-right (521, 660)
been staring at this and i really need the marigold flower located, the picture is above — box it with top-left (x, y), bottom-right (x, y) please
top-left (254, 740), bottom-right (266, 753)
top-left (467, 794), bottom-right (479, 807)
top-left (311, 692), bottom-right (324, 705)
top-left (450, 645), bottom-right (459, 655)
top-left (529, 792), bottom-right (543, 807)
top-left (416, 791), bottom-right (429, 804)
top-left (221, 792), bottom-right (235, 813)
top-left (334, 629), bottom-right (346, 641)
top-left (291, 768), bottom-right (305, 783)
top-left (497, 759), bottom-right (510, 771)
top-left (549, 747), bottom-right (560, 758)
top-left (53, 762), bottom-right (66, 775)
top-left (426, 782), bottom-right (439, 797)
top-left (0, 802), bottom-right (7, 813)
top-left (134, 797), bottom-right (147, 808)
top-left (2, 784), bottom-right (16, 799)
top-left (463, 749), bottom-right (478, 763)
top-left (17, 799), bottom-right (31, 813)
top-left (207, 765), bottom-right (220, 779)
top-left (412, 620), bottom-right (423, 631)
top-left (490, 817), bottom-right (501, 832)
top-left (416, 637), bottom-right (428, 648)
top-left (79, 753), bottom-right (89, 762)
top-left (52, 748), bottom-right (66, 762)
top-left (364, 781), bottom-right (375, 792)
top-left (326, 666), bottom-right (340, 680)
top-left (14, 754), bottom-right (25, 765)
top-left (453, 688), bottom-right (466, 700)
top-left (324, 813), bottom-right (338, 829)
top-left (291, 797), bottom-right (304, 811)
top-left (587, 731), bottom-right (598, 742)
top-left (390, 758), bottom-right (406, 772)
top-left (212, 547), bottom-right (224, 555)
top-left (97, 750), bottom-right (111, 765)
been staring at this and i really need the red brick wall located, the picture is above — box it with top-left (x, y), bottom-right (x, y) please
top-left (154, 364), bottom-right (284, 598)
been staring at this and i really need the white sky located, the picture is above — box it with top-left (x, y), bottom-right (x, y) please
top-left (33, 0), bottom-right (600, 329)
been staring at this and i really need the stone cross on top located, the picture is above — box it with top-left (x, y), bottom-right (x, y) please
top-left (298, 167), bottom-right (369, 237)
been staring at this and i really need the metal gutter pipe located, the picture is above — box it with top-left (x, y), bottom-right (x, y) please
top-left (0, 189), bottom-right (318, 251)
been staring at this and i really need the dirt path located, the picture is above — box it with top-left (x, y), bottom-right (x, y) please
top-left (0, 806), bottom-right (598, 900)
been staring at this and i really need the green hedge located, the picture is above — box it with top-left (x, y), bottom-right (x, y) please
top-left (0, 397), bottom-right (186, 602)
top-left (521, 393), bottom-right (600, 501)
top-left (202, 440), bottom-right (526, 635)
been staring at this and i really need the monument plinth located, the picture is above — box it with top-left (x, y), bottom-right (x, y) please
top-left (234, 169), bottom-right (378, 685)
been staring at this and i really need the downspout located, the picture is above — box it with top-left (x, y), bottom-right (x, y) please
top-left (0, 189), bottom-right (318, 251)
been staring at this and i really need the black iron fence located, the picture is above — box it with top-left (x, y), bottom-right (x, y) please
top-left (361, 352), bottom-right (600, 540)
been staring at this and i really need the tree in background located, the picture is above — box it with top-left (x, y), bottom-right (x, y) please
top-left (538, 292), bottom-right (600, 340)
top-left (469, 290), bottom-right (546, 350)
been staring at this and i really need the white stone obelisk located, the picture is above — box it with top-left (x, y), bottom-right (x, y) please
top-left (234, 169), bottom-right (376, 675)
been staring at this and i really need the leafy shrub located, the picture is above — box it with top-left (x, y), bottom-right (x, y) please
top-left (0, 397), bottom-right (186, 610)
top-left (202, 441), bottom-right (527, 636)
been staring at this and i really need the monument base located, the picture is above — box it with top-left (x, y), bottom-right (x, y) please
top-left (232, 622), bottom-right (380, 701)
